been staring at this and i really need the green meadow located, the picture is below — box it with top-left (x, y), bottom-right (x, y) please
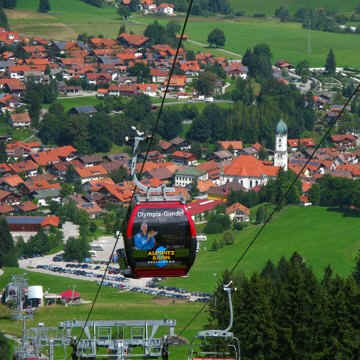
top-left (6, 0), bottom-right (360, 66)
top-left (229, 0), bottom-right (360, 15)
top-left (148, 16), bottom-right (360, 66)
top-left (163, 206), bottom-right (360, 292)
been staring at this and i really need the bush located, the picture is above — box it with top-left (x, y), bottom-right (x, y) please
top-left (223, 231), bottom-right (234, 245)
top-left (204, 222), bottom-right (223, 234)
top-left (235, 10), bottom-right (246, 16)
top-left (233, 222), bottom-right (247, 231)
top-left (253, 13), bottom-right (266, 17)
top-left (210, 239), bottom-right (219, 251)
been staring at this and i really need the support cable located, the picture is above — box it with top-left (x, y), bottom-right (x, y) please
top-left (179, 82), bottom-right (360, 336)
top-left (67, 1), bottom-right (195, 357)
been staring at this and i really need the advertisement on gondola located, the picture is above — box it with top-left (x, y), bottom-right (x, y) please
top-left (132, 207), bottom-right (189, 267)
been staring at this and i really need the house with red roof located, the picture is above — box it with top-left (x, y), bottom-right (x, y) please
top-left (118, 33), bottom-right (149, 48)
top-left (222, 155), bottom-right (279, 190)
top-left (136, 83), bottom-right (159, 96)
top-left (140, 0), bottom-right (157, 13)
top-left (225, 61), bottom-right (248, 79)
top-left (10, 112), bottom-right (31, 128)
top-left (9, 160), bottom-right (39, 177)
top-left (287, 138), bottom-right (315, 152)
top-left (108, 84), bottom-right (138, 97)
top-left (158, 3), bottom-right (175, 15)
top-left (180, 61), bottom-right (201, 76)
top-left (218, 141), bottom-right (243, 156)
top-left (331, 134), bottom-right (358, 149)
top-left (17, 201), bottom-right (39, 213)
top-left (0, 78), bottom-right (26, 96)
top-left (226, 202), bottom-right (250, 222)
top-left (150, 68), bottom-right (169, 83)
top-left (6, 215), bottom-right (59, 232)
top-left (186, 199), bottom-right (223, 224)
top-left (74, 165), bottom-right (108, 184)
top-left (171, 151), bottom-right (197, 166)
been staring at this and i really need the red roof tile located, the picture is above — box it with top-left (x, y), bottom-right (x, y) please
top-left (224, 155), bottom-right (279, 177)
top-left (119, 33), bottom-right (149, 47)
top-left (186, 199), bottom-right (223, 216)
top-left (41, 216), bottom-right (60, 227)
top-left (218, 141), bottom-right (243, 151)
top-left (0, 203), bottom-right (14, 214)
top-left (74, 165), bottom-right (108, 179)
top-left (17, 201), bottom-right (38, 212)
top-left (226, 202), bottom-right (250, 216)
top-left (0, 175), bottom-right (24, 187)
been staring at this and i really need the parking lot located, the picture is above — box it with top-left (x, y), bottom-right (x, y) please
top-left (19, 254), bottom-right (210, 303)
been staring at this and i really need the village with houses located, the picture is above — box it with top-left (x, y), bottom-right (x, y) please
top-left (2, 0), bottom-right (360, 358)
top-left (0, 14), bottom-right (357, 244)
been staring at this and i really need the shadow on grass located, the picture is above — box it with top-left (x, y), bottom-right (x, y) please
top-left (326, 206), bottom-right (360, 218)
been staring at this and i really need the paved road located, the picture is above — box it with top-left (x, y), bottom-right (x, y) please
top-left (152, 99), bottom-right (234, 107)
top-left (187, 39), bottom-right (242, 58)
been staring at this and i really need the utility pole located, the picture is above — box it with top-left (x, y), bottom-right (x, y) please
top-left (307, 17), bottom-right (312, 56)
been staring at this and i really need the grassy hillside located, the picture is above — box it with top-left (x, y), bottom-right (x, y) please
top-left (7, 1), bottom-right (360, 66)
top-left (229, 0), bottom-right (359, 15)
top-left (186, 18), bottom-right (360, 66)
top-left (163, 206), bottom-right (360, 292)
top-left (139, 15), bottom-right (360, 67)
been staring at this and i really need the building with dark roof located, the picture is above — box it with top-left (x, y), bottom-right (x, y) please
top-left (69, 105), bottom-right (97, 116)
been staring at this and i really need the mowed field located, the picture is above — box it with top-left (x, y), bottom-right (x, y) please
top-left (229, 0), bottom-right (360, 14)
top-left (6, 0), bottom-right (360, 66)
top-left (163, 206), bottom-right (360, 292)
top-left (154, 16), bottom-right (360, 66)
top-left (0, 268), bottom-right (206, 359)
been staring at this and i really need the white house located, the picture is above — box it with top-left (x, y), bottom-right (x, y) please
top-left (174, 167), bottom-right (208, 188)
top-left (226, 202), bottom-right (250, 222)
top-left (221, 155), bottom-right (279, 190)
top-left (158, 3), bottom-right (175, 15)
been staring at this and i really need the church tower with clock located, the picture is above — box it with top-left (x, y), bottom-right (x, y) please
top-left (274, 119), bottom-right (288, 171)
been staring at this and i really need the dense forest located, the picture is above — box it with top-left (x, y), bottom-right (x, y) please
top-left (208, 253), bottom-right (360, 359)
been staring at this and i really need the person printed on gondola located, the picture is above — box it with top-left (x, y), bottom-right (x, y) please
top-left (134, 222), bottom-right (157, 250)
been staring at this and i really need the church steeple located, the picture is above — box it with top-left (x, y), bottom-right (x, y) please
top-left (274, 119), bottom-right (288, 171)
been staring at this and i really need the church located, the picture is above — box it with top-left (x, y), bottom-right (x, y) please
top-left (220, 120), bottom-right (288, 190)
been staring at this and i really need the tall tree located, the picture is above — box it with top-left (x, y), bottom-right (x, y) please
top-left (117, 4), bottom-right (130, 19)
top-left (38, 0), bottom-right (50, 13)
top-left (0, 216), bottom-right (17, 267)
top-left (325, 48), bottom-right (336, 75)
top-left (118, 24), bottom-right (126, 36)
top-left (27, 90), bottom-right (41, 128)
top-left (207, 28), bottom-right (226, 47)
top-left (0, 6), bottom-right (9, 30)
top-left (0, 0), bottom-right (17, 8)
top-left (0, 332), bottom-right (11, 359)
top-left (194, 71), bottom-right (217, 96)
top-left (0, 140), bottom-right (7, 162)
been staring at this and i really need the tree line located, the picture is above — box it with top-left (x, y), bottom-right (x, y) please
top-left (188, 79), bottom-right (316, 148)
top-left (208, 253), bottom-right (360, 359)
top-left (165, 0), bottom-right (231, 16)
top-left (275, 6), bottom-right (360, 34)
top-left (308, 175), bottom-right (360, 209)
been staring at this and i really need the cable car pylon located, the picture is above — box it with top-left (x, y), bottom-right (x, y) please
top-left (188, 281), bottom-right (240, 360)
